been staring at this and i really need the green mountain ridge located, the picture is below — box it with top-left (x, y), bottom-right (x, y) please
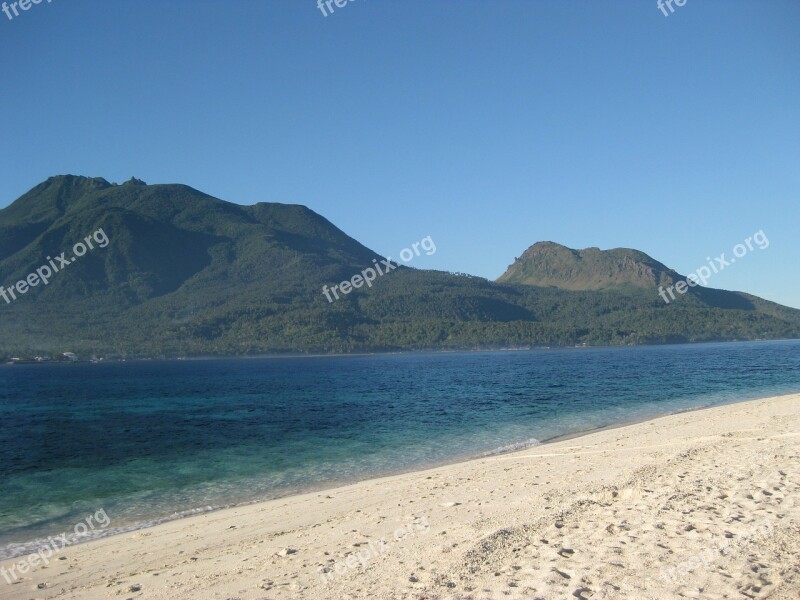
top-left (1, 175), bottom-right (798, 358)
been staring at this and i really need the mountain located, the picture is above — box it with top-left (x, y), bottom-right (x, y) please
top-left (1, 175), bottom-right (799, 358)
top-left (498, 241), bottom-right (681, 291)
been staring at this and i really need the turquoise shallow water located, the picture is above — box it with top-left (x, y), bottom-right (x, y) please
top-left (1, 340), bottom-right (798, 559)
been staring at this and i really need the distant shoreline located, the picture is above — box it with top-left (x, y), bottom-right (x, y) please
top-left (4, 336), bottom-right (799, 365)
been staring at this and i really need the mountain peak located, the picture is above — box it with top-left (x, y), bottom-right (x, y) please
top-left (1, 175), bottom-right (112, 225)
top-left (498, 242), bottom-right (681, 291)
top-left (44, 174), bottom-right (112, 190)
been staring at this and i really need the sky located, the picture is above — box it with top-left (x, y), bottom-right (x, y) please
top-left (1, 0), bottom-right (798, 308)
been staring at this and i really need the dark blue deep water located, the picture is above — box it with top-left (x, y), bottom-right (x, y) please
top-left (1, 340), bottom-right (798, 558)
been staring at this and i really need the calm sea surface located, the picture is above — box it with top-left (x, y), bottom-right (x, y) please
top-left (1, 340), bottom-right (798, 558)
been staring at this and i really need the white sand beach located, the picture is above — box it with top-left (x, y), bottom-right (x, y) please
top-left (3, 393), bottom-right (799, 599)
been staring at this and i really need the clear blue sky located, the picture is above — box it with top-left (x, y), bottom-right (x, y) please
top-left (1, 0), bottom-right (798, 307)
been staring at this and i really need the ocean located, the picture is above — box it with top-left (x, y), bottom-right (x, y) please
top-left (1, 339), bottom-right (798, 559)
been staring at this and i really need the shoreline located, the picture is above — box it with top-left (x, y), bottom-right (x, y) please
top-left (1, 388), bottom-right (796, 562)
top-left (4, 336), bottom-right (799, 365)
top-left (2, 391), bottom-right (799, 598)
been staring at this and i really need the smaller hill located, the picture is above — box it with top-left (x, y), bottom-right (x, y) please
top-left (497, 241), bottom-right (682, 291)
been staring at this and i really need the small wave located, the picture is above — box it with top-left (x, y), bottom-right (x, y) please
top-left (480, 437), bottom-right (541, 457)
top-left (0, 505), bottom-right (221, 561)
